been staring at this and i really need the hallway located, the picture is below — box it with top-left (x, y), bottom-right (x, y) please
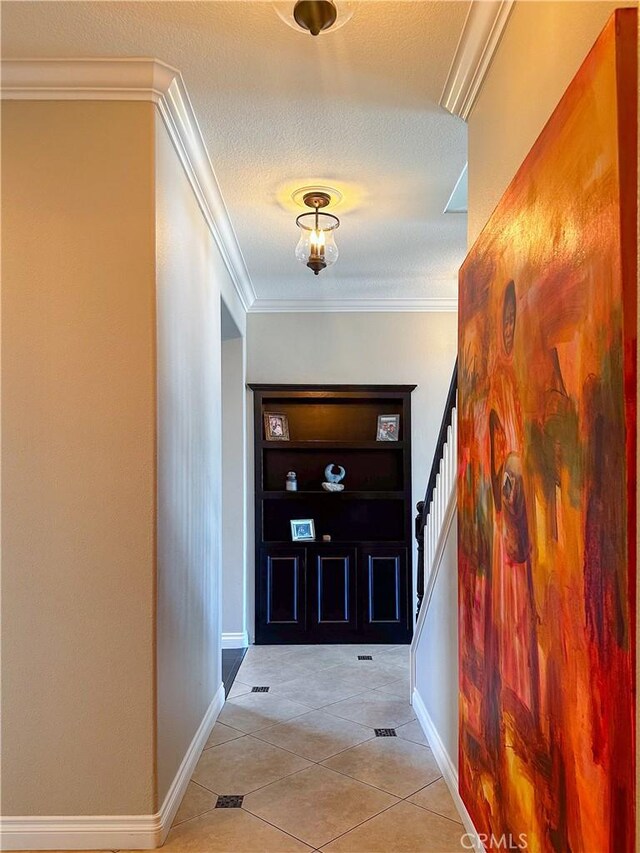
top-left (153, 644), bottom-right (465, 852)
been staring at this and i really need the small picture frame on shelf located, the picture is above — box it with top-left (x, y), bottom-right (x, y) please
top-left (264, 412), bottom-right (290, 441)
top-left (376, 414), bottom-right (400, 441)
top-left (290, 519), bottom-right (315, 541)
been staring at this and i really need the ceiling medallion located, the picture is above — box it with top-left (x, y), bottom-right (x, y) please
top-left (274, 2), bottom-right (354, 36)
top-left (295, 191), bottom-right (340, 276)
top-left (291, 185), bottom-right (343, 209)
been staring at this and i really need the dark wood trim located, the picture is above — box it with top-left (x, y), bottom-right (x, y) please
top-left (252, 383), bottom-right (415, 644)
top-left (259, 440), bottom-right (406, 451)
top-left (260, 490), bottom-right (405, 500)
top-left (423, 361), bottom-right (457, 515)
top-left (248, 383), bottom-right (417, 393)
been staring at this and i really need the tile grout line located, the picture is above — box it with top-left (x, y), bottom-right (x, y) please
top-left (312, 795), bottom-right (403, 850)
top-left (192, 716), bottom-right (451, 824)
top-left (230, 679), bottom-right (398, 709)
top-left (195, 752), bottom-right (314, 799)
top-left (401, 782), bottom-right (466, 827)
top-left (408, 801), bottom-right (466, 827)
top-left (204, 791), bottom-right (324, 853)
top-left (222, 679), bottom-right (401, 727)
top-left (239, 764), bottom-right (403, 851)
top-left (170, 795), bottom-right (321, 850)
top-left (188, 777), bottom-right (222, 797)
top-left (182, 648), bottom-right (416, 849)
top-left (236, 801), bottom-right (320, 850)
top-left (249, 727), bottom-right (379, 763)
top-left (312, 753), bottom-right (442, 800)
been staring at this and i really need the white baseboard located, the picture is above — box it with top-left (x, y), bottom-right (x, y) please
top-left (0, 814), bottom-right (160, 851)
top-left (221, 631), bottom-right (249, 649)
top-left (0, 683), bottom-right (225, 850)
top-left (156, 682), bottom-right (225, 843)
top-left (412, 689), bottom-right (485, 853)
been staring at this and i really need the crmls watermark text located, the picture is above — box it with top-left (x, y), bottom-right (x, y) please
top-left (461, 833), bottom-right (528, 850)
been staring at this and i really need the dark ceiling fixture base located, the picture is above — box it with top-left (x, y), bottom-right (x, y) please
top-left (302, 191), bottom-right (331, 209)
top-left (293, 0), bottom-right (338, 36)
top-left (307, 258), bottom-right (327, 275)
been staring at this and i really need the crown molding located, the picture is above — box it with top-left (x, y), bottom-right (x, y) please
top-left (440, 0), bottom-right (514, 121)
top-left (1, 58), bottom-right (256, 311)
top-left (249, 297), bottom-right (458, 314)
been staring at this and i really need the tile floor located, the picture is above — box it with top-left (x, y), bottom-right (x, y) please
top-left (157, 644), bottom-right (466, 852)
top-left (26, 645), bottom-right (466, 853)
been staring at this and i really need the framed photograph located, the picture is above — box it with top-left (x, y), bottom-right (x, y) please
top-left (264, 412), bottom-right (290, 441)
top-left (376, 414), bottom-right (400, 442)
top-left (290, 519), bottom-right (315, 541)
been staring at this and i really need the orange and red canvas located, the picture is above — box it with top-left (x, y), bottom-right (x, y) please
top-left (458, 10), bottom-right (637, 852)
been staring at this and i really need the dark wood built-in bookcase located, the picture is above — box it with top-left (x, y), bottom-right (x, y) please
top-left (250, 384), bottom-right (416, 644)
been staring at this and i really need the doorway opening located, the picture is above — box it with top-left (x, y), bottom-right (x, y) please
top-left (221, 298), bottom-right (248, 693)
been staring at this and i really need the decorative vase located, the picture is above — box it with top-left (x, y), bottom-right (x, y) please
top-left (285, 471), bottom-right (298, 491)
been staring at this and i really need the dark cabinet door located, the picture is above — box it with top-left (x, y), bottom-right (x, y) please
top-left (257, 546), bottom-right (307, 643)
top-left (308, 547), bottom-right (358, 640)
top-left (360, 546), bottom-right (410, 642)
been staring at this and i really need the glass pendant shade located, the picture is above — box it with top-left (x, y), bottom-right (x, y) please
top-left (295, 211), bottom-right (339, 275)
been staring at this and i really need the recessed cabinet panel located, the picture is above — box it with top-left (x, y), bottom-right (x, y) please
top-left (318, 557), bottom-right (349, 622)
top-left (309, 548), bottom-right (358, 639)
top-left (361, 546), bottom-right (409, 640)
top-left (267, 556), bottom-right (301, 623)
top-left (314, 549), bottom-right (357, 627)
top-left (367, 555), bottom-right (401, 622)
top-left (257, 546), bottom-right (307, 642)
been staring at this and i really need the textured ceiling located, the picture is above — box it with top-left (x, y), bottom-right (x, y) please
top-left (2, 1), bottom-right (470, 307)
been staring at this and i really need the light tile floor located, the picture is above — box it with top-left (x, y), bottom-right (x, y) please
top-left (158, 644), bottom-right (466, 852)
top-left (27, 645), bottom-right (466, 853)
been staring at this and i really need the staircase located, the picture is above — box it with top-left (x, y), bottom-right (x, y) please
top-left (410, 360), bottom-right (458, 697)
top-left (408, 360), bottom-right (482, 848)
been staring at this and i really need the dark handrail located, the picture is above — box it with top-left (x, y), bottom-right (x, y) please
top-left (415, 359), bottom-right (458, 617)
top-left (424, 359), bottom-right (458, 514)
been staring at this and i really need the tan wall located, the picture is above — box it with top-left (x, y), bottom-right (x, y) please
top-left (1, 101), bottom-right (157, 814)
top-left (155, 118), bottom-right (224, 803)
top-left (222, 330), bottom-right (247, 644)
top-left (468, 0), bottom-right (634, 244)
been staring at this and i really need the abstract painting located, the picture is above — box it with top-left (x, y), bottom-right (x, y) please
top-left (458, 10), bottom-right (636, 852)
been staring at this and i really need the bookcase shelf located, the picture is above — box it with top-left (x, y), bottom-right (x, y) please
top-left (259, 440), bottom-right (405, 451)
top-left (249, 383), bottom-right (416, 645)
top-left (259, 490), bottom-right (406, 500)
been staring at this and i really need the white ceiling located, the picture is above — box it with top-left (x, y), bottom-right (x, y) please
top-left (2, 1), bottom-right (470, 309)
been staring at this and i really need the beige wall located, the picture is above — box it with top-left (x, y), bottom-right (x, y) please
top-left (414, 513), bottom-right (458, 771)
top-left (468, 0), bottom-right (634, 244)
top-left (246, 310), bottom-right (458, 632)
top-left (155, 119), bottom-right (224, 803)
top-left (2, 98), bottom-right (229, 819)
top-left (1, 101), bottom-right (157, 814)
top-left (222, 328), bottom-right (247, 645)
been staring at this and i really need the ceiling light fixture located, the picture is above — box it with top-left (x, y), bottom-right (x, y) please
top-left (293, 0), bottom-right (337, 36)
top-left (295, 191), bottom-right (339, 275)
top-left (274, 2), bottom-right (353, 35)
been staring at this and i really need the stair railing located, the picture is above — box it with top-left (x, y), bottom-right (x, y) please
top-left (410, 361), bottom-right (457, 697)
